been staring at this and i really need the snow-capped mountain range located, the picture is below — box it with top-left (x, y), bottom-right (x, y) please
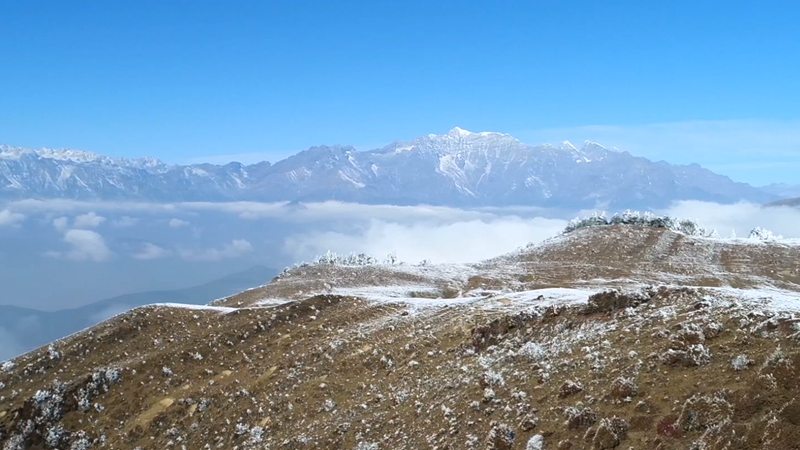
top-left (0, 128), bottom-right (777, 208)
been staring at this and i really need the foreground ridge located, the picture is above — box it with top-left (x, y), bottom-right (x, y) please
top-left (2, 225), bottom-right (800, 449)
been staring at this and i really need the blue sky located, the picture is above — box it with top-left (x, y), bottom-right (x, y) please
top-left (1, 1), bottom-right (798, 185)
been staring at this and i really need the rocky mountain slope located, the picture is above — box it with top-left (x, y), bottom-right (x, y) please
top-left (0, 128), bottom-right (776, 209)
top-left (2, 222), bottom-right (800, 449)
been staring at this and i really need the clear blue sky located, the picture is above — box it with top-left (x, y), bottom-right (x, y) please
top-left (1, 1), bottom-right (798, 184)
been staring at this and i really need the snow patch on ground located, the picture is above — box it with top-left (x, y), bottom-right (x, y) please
top-left (332, 285), bottom-right (482, 309)
top-left (151, 303), bottom-right (238, 314)
top-left (701, 286), bottom-right (800, 312)
top-left (253, 298), bottom-right (294, 307)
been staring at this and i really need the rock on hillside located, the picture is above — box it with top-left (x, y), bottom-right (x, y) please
top-left (2, 224), bottom-right (800, 449)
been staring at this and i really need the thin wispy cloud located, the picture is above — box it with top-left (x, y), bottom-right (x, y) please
top-left (178, 239), bottom-right (253, 262)
top-left (0, 327), bottom-right (25, 362)
top-left (53, 216), bottom-right (70, 232)
top-left (133, 243), bottom-right (172, 260)
top-left (168, 218), bottom-right (190, 228)
top-left (112, 216), bottom-right (139, 227)
top-left (0, 209), bottom-right (25, 226)
top-left (47, 229), bottom-right (113, 262)
top-left (73, 211), bottom-right (106, 229)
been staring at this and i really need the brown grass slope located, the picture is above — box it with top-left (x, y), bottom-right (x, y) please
top-left (2, 225), bottom-right (800, 450)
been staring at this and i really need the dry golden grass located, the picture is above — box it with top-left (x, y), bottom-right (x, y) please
top-left (2, 225), bottom-right (800, 449)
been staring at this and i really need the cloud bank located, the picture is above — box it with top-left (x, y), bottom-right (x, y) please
top-left (7, 198), bottom-right (800, 267)
top-left (659, 201), bottom-right (800, 239)
top-left (283, 216), bottom-right (567, 264)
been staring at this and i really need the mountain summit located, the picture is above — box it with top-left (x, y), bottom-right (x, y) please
top-left (0, 130), bottom-right (776, 208)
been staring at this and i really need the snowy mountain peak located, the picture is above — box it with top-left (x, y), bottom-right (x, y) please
top-left (0, 144), bottom-right (166, 170)
top-left (583, 140), bottom-right (607, 150)
top-left (442, 127), bottom-right (512, 139)
top-left (0, 145), bottom-right (102, 163)
top-left (448, 126), bottom-right (472, 137)
top-left (560, 140), bottom-right (578, 151)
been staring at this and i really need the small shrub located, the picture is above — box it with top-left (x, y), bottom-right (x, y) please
top-left (731, 355), bottom-right (753, 371)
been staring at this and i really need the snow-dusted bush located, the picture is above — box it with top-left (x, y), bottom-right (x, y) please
top-left (748, 227), bottom-right (783, 241)
top-left (517, 342), bottom-right (546, 362)
top-left (69, 431), bottom-right (92, 450)
top-left (249, 426), bottom-right (265, 444)
top-left (731, 354), bottom-right (753, 371)
top-left (45, 425), bottom-right (66, 447)
top-left (563, 210), bottom-right (717, 237)
top-left (1, 360), bottom-right (15, 372)
top-left (310, 250), bottom-right (403, 267)
top-left (314, 251), bottom-right (378, 266)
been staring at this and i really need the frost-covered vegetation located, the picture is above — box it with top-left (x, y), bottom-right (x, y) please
top-left (295, 251), bottom-right (401, 268)
top-left (564, 210), bottom-right (789, 243)
top-left (748, 227), bottom-right (783, 241)
top-left (273, 251), bottom-right (403, 280)
top-left (563, 211), bottom-right (719, 237)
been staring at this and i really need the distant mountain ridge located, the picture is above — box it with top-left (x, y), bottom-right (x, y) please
top-left (0, 128), bottom-right (777, 209)
top-left (765, 197), bottom-right (800, 208)
top-left (0, 265), bottom-right (277, 361)
top-left (760, 183), bottom-right (800, 199)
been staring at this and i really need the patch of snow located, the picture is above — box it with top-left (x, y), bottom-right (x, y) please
top-left (526, 435), bottom-right (544, 450)
top-left (702, 286), bottom-right (800, 313)
top-left (338, 170), bottom-right (366, 188)
top-left (254, 298), bottom-right (293, 307)
top-left (151, 303), bottom-right (238, 314)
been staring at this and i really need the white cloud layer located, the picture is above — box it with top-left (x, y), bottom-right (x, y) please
top-left (7, 199), bottom-right (543, 223)
top-left (283, 217), bottom-right (567, 264)
top-left (659, 201), bottom-right (800, 239)
top-left (178, 239), bottom-right (253, 261)
top-left (12, 199), bottom-right (800, 267)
